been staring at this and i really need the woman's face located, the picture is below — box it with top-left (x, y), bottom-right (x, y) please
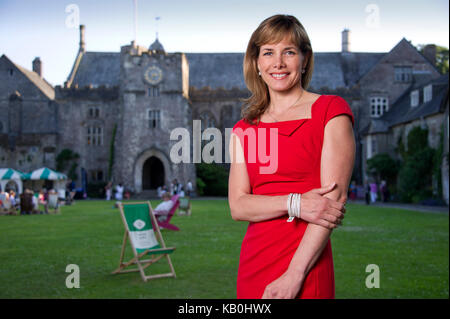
top-left (257, 36), bottom-right (305, 94)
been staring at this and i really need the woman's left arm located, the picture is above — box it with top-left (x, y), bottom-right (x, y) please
top-left (262, 114), bottom-right (355, 299)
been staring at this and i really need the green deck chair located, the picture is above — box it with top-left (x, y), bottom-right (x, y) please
top-left (112, 201), bottom-right (176, 282)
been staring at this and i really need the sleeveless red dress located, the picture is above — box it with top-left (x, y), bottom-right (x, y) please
top-left (232, 95), bottom-right (354, 299)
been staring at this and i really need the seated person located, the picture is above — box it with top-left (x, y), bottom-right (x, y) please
top-left (20, 190), bottom-right (34, 215)
top-left (153, 193), bottom-right (174, 222)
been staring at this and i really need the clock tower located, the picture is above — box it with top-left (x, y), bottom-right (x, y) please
top-left (116, 38), bottom-right (193, 193)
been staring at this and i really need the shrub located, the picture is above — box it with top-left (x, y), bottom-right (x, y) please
top-left (195, 163), bottom-right (228, 196)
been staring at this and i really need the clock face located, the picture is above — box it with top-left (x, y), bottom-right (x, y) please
top-left (144, 66), bottom-right (163, 85)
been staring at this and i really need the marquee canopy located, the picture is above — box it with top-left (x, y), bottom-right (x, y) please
top-left (24, 167), bottom-right (67, 180)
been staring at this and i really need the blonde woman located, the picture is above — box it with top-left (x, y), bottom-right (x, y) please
top-left (228, 15), bottom-right (355, 299)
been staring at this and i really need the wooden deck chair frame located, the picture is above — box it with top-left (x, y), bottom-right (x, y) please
top-left (112, 201), bottom-right (176, 282)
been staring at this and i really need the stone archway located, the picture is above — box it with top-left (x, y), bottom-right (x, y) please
top-left (134, 148), bottom-right (172, 193)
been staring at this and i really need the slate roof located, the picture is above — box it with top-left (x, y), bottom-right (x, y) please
top-left (310, 52), bottom-right (385, 90)
top-left (383, 74), bottom-right (448, 127)
top-left (362, 74), bottom-right (449, 135)
top-left (68, 49), bottom-right (385, 91)
top-left (0, 55), bottom-right (55, 100)
top-left (185, 53), bottom-right (246, 90)
top-left (70, 52), bottom-right (121, 88)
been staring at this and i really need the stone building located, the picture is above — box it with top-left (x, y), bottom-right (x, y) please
top-left (1, 25), bottom-right (447, 200)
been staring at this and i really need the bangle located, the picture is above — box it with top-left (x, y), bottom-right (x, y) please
top-left (287, 193), bottom-right (301, 222)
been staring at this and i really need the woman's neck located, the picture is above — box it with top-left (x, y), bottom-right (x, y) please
top-left (268, 86), bottom-right (305, 114)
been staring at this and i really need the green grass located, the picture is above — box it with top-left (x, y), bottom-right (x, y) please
top-left (0, 200), bottom-right (448, 299)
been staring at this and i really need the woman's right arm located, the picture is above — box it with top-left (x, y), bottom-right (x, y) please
top-left (228, 133), bottom-right (345, 227)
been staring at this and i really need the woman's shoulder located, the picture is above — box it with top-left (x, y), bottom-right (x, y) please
top-left (315, 94), bottom-right (354, 126)
top-left (232, 118), bottom-right (253, 131)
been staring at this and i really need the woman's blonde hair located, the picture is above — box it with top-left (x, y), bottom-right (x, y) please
top-left (242, 14), bottom-right (314, 124)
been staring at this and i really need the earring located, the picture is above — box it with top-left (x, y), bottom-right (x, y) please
top-left (258, 71), bottom-right (261, 76)
top-left (301, 68), bottom-right (305, 74)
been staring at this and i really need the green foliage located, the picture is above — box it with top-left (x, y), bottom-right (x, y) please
top-left (417, 44), bottom-right (449, 74)
top-left (397, 127), bottom-right (437, 203)
top-left (108, 124), bottom-right (117, 181)
top-left (195, 163), bottom-right (229, 196)
top-left (435, 45), bottom-right (449, 74)
top-left (195, 177), bottom-right (205, 196)
top-left (398, 147), bottom-right (435, 202)
top-left (366, 153), bottom-right (399, 183)
top-left (56, 149), bottom-right (80, 180)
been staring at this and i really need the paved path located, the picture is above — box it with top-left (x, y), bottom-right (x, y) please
top-left (348, 200), bottom-right (448, 214)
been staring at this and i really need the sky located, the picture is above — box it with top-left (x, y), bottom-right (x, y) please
top-left (1, 0), bottom-right (448, 86)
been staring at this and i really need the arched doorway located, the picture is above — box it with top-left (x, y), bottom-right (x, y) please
top-left (142, 156), bottom-right (165, 190)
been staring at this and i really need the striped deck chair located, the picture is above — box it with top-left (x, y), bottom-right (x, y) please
top-left (112, 201), bottom-right (176, 282)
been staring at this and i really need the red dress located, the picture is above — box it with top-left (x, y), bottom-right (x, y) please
top-left (232, 95), bottom-right (354, 299)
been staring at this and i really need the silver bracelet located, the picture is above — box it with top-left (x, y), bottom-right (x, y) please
top-left (287, 193), bottom-right (301, 222)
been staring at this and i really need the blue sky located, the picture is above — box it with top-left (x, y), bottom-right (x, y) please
top-left (1, 0), bottom-right (448, 85)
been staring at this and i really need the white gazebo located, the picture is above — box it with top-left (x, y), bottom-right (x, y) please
top-left (0, 168), bottom-right (25, 194)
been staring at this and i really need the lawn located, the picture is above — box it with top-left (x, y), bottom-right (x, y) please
top-left (0, 199), bottom-right (448, 299)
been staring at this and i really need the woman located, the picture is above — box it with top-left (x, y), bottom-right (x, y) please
top-left (228, 15), bottom-right (355, 299)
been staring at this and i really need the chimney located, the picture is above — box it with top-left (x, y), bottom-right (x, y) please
top-left (79, 24), bottom-right (86, 53)
top-left (32, 57), bottom-right (42, 77)
top-left (423, 44), bottom-right (436, 66)
top-left (342, 29), bottom-right (351, 53)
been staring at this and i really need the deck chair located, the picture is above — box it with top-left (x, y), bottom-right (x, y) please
top-left (177, 197), bottom-right (191, 216)
top-left (112, 201), bottom-right (176, 282)
top-left (47, 192), bottom-right (60, 214)
top-left (156, 195), bottom-right (180, 231)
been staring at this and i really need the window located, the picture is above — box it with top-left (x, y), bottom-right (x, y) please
top-left (370, 97), bottom-right (389, 118)
top-left (148, 86), bottom-right (160, 97)
top-left (199, 112), bottom-right (216, 128)
top-left (0, 121), bottom-right (3, 133)
top-left (423, 84), bottom-right (433, 103)
top-left (148, 110), bottom-right (161, 129)
top-left (394, 66), bottom-right (412, 83)
top-left (87, 126), bottom-right (103, 145)
top-left (90, 170), bottom-right (104, 182)
top-left (8, 69), bottom-right (13, 76)
top-left (88, 107), bottom-right (100, 118)
top-left (410, 90), bottom-right (419, 107)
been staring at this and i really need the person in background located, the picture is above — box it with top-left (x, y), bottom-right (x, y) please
top-left (105, 181), bottom-right (112, 200)
top-left (9, 190), bottom-right (17, 208)
top-left (186, 180), bottom-right (193, 197)
top-left (153, 192), bottom-right (174, 222)
top-left (349, 181), bottom-right (357, 201)
top-left (369, 181), bottom-right (378, 203)
top-left (115, 183), bottom-right (124, 201)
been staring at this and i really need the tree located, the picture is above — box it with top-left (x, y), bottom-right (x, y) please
top-left (417, 44), bottom-right (449, 74)
top-left (56, 149), bottom-right (80, 180)
top-left (397, 126), bottom-right (436, 203)
top-left (366, 153), bottom-right (399, 184)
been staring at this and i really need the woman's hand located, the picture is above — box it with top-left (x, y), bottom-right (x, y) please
top-left (261, 271), bottom-right (304, 299)
top-left (300, 182), bottom-right (345, 229)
